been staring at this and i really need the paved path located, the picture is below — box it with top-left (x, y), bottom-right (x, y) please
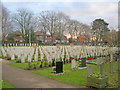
top-left (2, 59), bottom-right (83, 88)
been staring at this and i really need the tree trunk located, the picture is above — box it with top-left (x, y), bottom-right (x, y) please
top-left (43, 30), bottom-right (46, 44)
top-left (71, 35), bottom-right (73, 43)
top-left (52, 34), bottom-right (54, 43)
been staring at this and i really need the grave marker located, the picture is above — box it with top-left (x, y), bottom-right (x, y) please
top-left (71, 59), bottom-right (76, 69)
top-left (81, 57), bottom-right (86, 67)
top-left (110, 53), bottom-right (113, 73)
top-left (28, 55), bottom-right (31, 62)
top-left (87, 66), bottom-right (92, 76)
top-left (96, 57), bottom-right (103, 65)
top-left (100, 63), bottom-right (105, 76)
top-left (11, 54), bottom-right (15, 60)
top-left (118, 55), bottom-right (120, 71)
top-left (110, 61), bottom-right (113, 73)
top-left (56, 61), bottom-right (63, 73)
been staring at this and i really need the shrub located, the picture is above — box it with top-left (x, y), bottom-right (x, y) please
top-left (52, 59), bottom-right (55, 66)
top-left (16, 59), bottom-right (21, 63)
top-left (40, 61), bottom-right (43, 68)
top-left (28, 62), bottom-right (32, 69)
top-left (44, 59), bottom-right (48, 67)
top-left (7, 57), bottom-right (11, 60)
top-left (33, 64), bottom-right (37, 69)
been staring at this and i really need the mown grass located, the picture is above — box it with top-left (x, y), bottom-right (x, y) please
top-left (9, 59), bottom-right (119, 88)
top-left (2, 80), bottom-right (14, 88)
top-left (30, 62), bottom-right (119, 88)
top-left (10, 61), bottom-right (50, 70)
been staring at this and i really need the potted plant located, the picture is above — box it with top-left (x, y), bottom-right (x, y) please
top-left (87, 73), bottom-right (108, 88)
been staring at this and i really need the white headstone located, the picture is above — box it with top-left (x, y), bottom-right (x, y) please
top-left (28, 55), bottom-right (31, 62)
top-left (21, 56), bottom-right (25, 63)
top-left (34, 54), bottom-right (38, 61)
top-left (71, 59), bottom-right (76, 69)
top-left (11, 54), bottom-right (15, 60)
top-left (96, 57), bottom-right (103, 65)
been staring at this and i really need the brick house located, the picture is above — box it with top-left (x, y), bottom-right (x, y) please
top-left (35, 30), bottom-right (68, 43)
top-left (78, 35), bottom-right (85, 43)
top-left (35, 31), bottom-right (56, 43)
top-left (77, 34), bottom-right (90, 43)
top-left (14, 31), bottom-right (25, 44)
top-left (59, 35), bottom-right (68, 43)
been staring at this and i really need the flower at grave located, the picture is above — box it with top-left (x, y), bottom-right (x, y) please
top-left (90, 74), bottom-right (92, 76)
top-left (88, 57), bottom-right (93, 60)
top-left (89, 73), bottom-right (105, 78)
top-left (51, 66), bottom-right (56, 73)
top-left (70, 57), bottom-right (73, 59)
top-left (53, 67), bottom-right (56, 72)
top-left (53, 66), bottom-right (56, 69)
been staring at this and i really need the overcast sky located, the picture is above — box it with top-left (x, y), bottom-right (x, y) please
top-left (1, 0), bottom-right (118, 30)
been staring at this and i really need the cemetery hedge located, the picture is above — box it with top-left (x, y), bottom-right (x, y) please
top-left (10, 61), bottom-right (118, 88)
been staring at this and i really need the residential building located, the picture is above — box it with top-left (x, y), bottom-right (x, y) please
top-left (14, 31), bottom-right (25, 44)
top-left (35, 30), bottom-right (68, 43)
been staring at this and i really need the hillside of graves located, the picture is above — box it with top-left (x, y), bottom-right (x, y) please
top-left (1, 45), bottom-right (119, 88)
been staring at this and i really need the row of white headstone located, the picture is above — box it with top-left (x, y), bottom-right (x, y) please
top-left (1, 46), bottom-right (118, 63)
top-left (3, 43), bottom-right (40, 47)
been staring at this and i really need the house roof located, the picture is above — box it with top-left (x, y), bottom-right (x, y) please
top-left (35, 31), bottom-right (44, 36)
top-left (35, 30), bottom-right (50, 36)
top-left (15, 30), bottom-right (22, 35)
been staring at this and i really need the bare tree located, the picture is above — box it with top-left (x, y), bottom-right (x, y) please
top-left (65, 19), bottom-right (76, 43)
top-left (2, 5), bottom-right (13, 45)
top-left (12, 8), bottom-right (36, 43)
top-left (44, 11), bottom-right (58, 43)
top-left (56, 12), bottom-right (69, 43)
top-left (37, 11), bottom-right (49, 43)
top-left (104, 28), bottom-right (118, 45)
top-left (80, 23), bottom-right (91, 42)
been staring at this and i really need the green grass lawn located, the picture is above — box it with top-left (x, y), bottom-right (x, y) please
top-left (2, 80), bottom-right (14, 88)
top-left (10, 61), bottom-right (39, 69)
top-left (9, 60), bottom-right (119, 88)
top-left (31, 62), bottom-right (119, 88)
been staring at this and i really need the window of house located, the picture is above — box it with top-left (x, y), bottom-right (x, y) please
top-left (39, 36), bottom-right (42, 38)
top-left (20, 40), bottom-right (23, 42)
top-left (47, 36), bottom-right (50, 38)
